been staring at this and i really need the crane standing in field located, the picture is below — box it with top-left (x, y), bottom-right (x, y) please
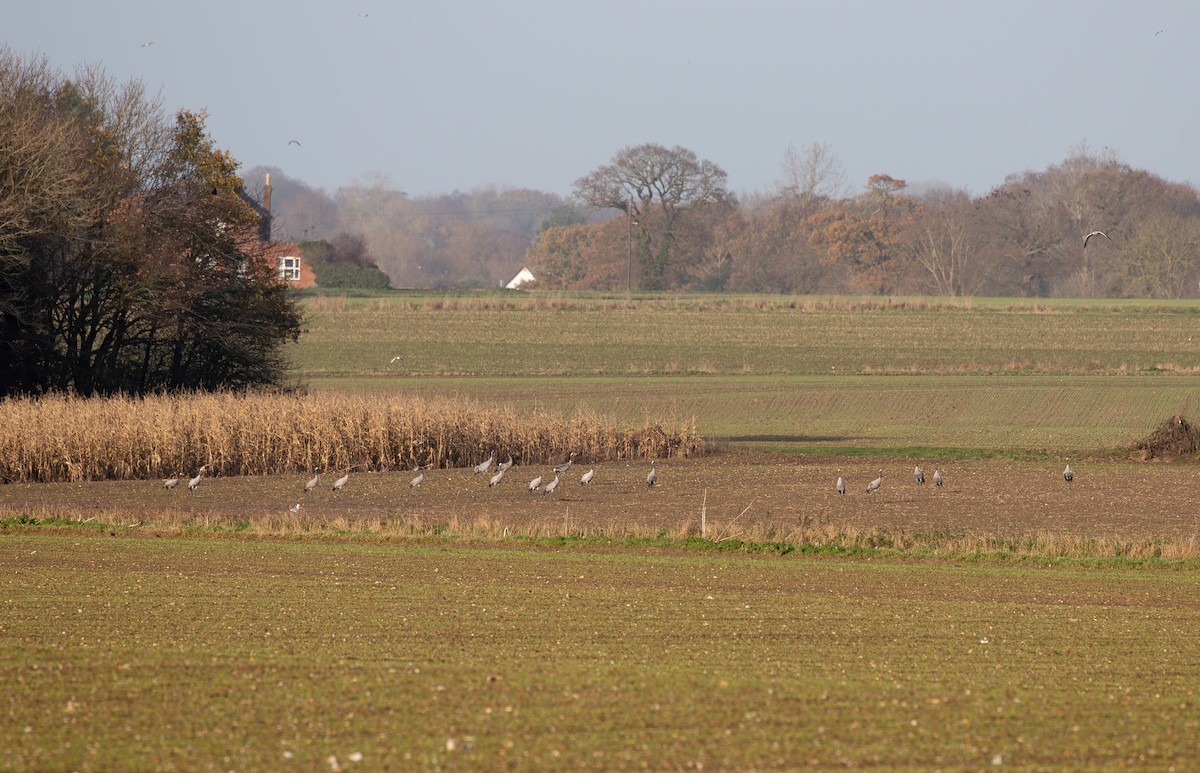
top-left (553, 452), bottom-right (576, 474)
top-left (332, 471), bottom-right (350, 493)
top-left (932, 465), bottom-right (944, 488)
top-left (580, 468), bottom-right (595, 486)
top-left (866, 469), bottom-right (884, 494)
top-left (527, 474), bottom-right (543, 493)
top-left (474, 453), bottom-right (495, 475)
top-left (409, 465), bottom-right (425, 488)
top-left (304, 468), bottom-right (321, 495)
top-left (489, 469), bottom-right (505, 487)
top-left (543, 474), bottom-right (560, 495)
top-left (498, 456), bottom-right (514, 473)
top-left (836, 470), bottom-right (846, 496)
top-left (1063, 463), bottom-right (1074, 483)
top-left (187, 465), bottom-right (207, 494)
top-left (163, 473), bottom-right (181, 490)
top-left (646, 460), bottom-right (658, 487)
top-left (914, 464), bottom-right (925, 485)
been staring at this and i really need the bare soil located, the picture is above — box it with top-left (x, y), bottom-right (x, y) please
top-left (4, 449), bottom-right (1198, 542)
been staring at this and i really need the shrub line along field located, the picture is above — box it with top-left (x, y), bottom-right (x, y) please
top-left (6, 292), bottom-right (1200, 769)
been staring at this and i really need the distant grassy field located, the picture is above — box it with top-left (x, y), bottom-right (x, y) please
top-left (5, 534), bottom-right (1199, 771)
top-left (290, 292), bottom-right (1200, 455)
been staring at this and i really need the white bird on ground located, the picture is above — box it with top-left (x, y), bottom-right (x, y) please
top-left (1083, 230), bottom-right (1112, 248)
top-left (933, 465), bottom-right (944, 488)
top-left (332, 471), bottom-right (350, 493)
top-left (646, 460), bottom-right (658, 487)
top-left (580, 468), bottom-right (595, 485)
top-left (498, 456), bottom-right (514, 472)
top-left (304, 468), bottom-right (321, 495)
top-left (187, 465), bottom-right (207, 493)
top-left (1063, 463), bottom-right (1074, 483)
top-left (866, 469), bottom-right (884, 494)
top-left (914, 464), bottom-right (925, 485)
top-left (474, 453), bottom-right (495, 475)
top-left (543, 474), bottom-right (560, 495)
top-left (409, 465), bottom-right (424, 488)
top-left (836, 470), bottom-right (846, 496)
top-left (289, 503), bottom-right (301, 514)
top-left (163, 473), bottom-right (181, 490)
top-left (489, 469), bottom-right (505, 487)
top-left (527, 475), bottom-right (543, 493)
top-left (553, 452), bottom-right (576, 474)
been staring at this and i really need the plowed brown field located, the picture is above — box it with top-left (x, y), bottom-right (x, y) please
top-left (6, 450), bottom-right (1198, 543)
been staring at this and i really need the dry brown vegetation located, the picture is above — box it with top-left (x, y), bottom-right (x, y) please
top-left (0, 391), bottom-right (702, 483)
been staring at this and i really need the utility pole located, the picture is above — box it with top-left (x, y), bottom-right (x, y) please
top-left (626, 195), bottom-right (634, 292)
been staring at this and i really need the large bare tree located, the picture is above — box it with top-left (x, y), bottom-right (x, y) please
top-left (573, 143), bottom-right (733, 290)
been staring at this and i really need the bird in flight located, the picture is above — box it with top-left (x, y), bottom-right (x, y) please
top-left (141, 41), bottom-right (154, 48)
top-left (1083, 230), bottom-right (1112, 248)
top-left (1155, 28), bottom-right (1167, 37)
top-left (358, 11), bottom-right (370, 17)
top-left (288, 139), bottom-right (301, 147)
top-left (390, 355), bottom-right (403, 363)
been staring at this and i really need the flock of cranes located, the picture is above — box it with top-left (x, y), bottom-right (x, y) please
top-left (164, 454), bottom-right (1081, 508)
top-left (836, 461), bottom-right (1074, 495)
top-left (160, 452), bottom-right (660, 508)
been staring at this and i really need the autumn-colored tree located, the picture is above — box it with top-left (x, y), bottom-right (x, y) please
top-left (524, 223), bottom-right (595, 289)
top-left (807, 174), bottom-right (916, 294)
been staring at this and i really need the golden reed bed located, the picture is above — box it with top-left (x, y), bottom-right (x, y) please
top-left (0, 391), bottom-right (703, 483)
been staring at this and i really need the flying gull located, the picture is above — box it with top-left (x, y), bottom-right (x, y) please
top-left (1083, 230), bottom-right (1111, 248)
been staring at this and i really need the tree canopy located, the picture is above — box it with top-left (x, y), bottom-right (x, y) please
top-left (0, 49), bottom-right (302, 397)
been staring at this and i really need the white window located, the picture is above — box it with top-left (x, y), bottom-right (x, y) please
top-left (278, 255), bottom-right (301, 282)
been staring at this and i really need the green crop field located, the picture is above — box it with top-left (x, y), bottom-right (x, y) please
top-left (4, 535), bottom-right (1198, 770)
top-left (6, 291), bottom-right (1200, 770)
top-left (290, 292), bottom-right (1200, 454)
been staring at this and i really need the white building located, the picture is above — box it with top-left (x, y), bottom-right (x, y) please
top-left (505, 267), bottom-right (536, 289)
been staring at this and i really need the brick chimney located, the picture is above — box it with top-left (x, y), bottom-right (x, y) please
top-left (260, 172), bottom-right (273, 242)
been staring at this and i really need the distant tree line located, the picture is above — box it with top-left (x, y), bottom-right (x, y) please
top-left (263, 140), bottom-right (1200, 298)
top-left (0, 49), bottom-right (302, 397)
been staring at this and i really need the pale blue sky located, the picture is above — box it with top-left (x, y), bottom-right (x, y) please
top-left (7, 1), bottom-right (1198, 198)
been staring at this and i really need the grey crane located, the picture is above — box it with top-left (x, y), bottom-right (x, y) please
top-left (932, 465), bottom-right (944, 488)
top-left (409, 465), bottom-right (424, 488)
top-left (474, 453), bottom-right (495, 475)
top-left (498, 456), bottom-right (514, 473)
top-left (163, 473), bottom-right (181, 490)
top-left (580, 468), bottom-right (595, 485)
top-left (553, 452), bottom-right (577, 474)
top-left (304, 468), bottom-right (321, 495)
top-left (332, 471), bottom-right (350, 493)
top-left (836, 470), bottom-right (846, 496)
top-left (1063, 463), bottom-right (1074, 483)
top-left (187, 465), bottom-right (207, 493)
top-left (489, 469), bottom-right (506, 487)
top-left (914, 464), bottom-right (925, 485)
top-left (866, 469), bottom-right (884, 494)
top-left (527, 475), bottom-right (543, 493)
top-left (1083, 230), bottom-right (1112, 248)
top-left (543, 474), bottom-right (560, 495)
top-left (646, 460), bottom-right (658, 487)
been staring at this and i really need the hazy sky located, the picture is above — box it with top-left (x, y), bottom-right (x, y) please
top-left (7, 1), bottom-right (1198, 199)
